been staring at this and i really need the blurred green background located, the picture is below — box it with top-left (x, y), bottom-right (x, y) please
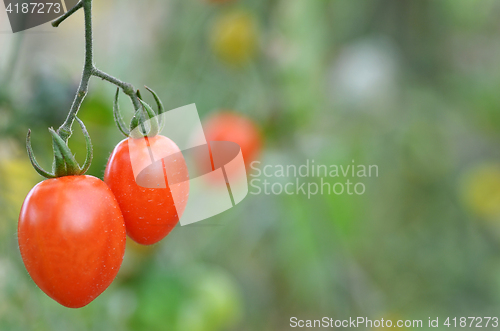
top-left (2, 0), bottom-right (500, 330)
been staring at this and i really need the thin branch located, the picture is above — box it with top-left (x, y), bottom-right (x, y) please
top-left (51, 0), bottom-right (83, 28)
top-left (57, 0), bottom-right (93, 142)
top-left (93, 68), bottom-right (141, 110)
top-left (56, 0), bottom-right (141, 142)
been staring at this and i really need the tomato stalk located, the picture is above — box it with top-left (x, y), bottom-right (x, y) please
top-left (55, 0), bottom-right (167, 139)
top-left (51, 0), bottom-right (83, 28)
top-left (26, 117), bottom-right (92, 177)
top-left (113, 86), bottom-right (165, 138)
top-left (54, 0), bottom-right (142, 143)
top-left (26, 0), bottom-right (164, 178)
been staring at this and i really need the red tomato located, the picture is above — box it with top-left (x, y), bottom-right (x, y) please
top-left (18, 175), bottom-right (126, 308)
top-left (104, 135), bottom-right (189, 246)
top-left (203, 112), bottom-right (262, 168)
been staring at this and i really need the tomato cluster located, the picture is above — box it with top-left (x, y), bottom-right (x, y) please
top-left (17, 0), bottom-right (263, 311)
top-left (19, 103), bottom-right (262, 308)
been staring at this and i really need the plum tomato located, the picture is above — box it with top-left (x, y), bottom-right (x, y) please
top-left (104, 135), bottom-right (189, 246)
top-left (18, 175), bottom-right (126, 308)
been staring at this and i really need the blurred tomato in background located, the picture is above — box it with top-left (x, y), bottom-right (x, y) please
top-left (210, 9), bottom-right (258, 66)
top-left (203, 111), bottom-right (262, 168)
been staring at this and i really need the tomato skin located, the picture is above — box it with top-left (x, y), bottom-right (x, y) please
top-left (104, 136), bottom-right (189, 246)
top-left (203, 112), bottom-right (262, 168)
top-left (18, 175), bottom-right (126, 309)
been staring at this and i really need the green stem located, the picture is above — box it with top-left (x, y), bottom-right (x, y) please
top-left (55, 0), bottom-right (141, 142)
top-left (93, 68), bottom-right (141, 110)
top-left (56, 0), bottom-right (92, 141)
top-left (51, 0), bottom-right (83, 28)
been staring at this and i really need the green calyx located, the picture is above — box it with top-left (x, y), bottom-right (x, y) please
top-left (26, 117), bottom-right (93, 179)
top-left (113, 86), bottom-right (165, 139)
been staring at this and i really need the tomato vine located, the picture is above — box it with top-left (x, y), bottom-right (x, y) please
top-left (53, 0), bottom-right (142, 141)
top-left (27, 0), bottom-right (159, 178)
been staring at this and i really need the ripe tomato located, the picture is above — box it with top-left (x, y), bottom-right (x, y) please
top-left (18, 175), bottom-right (126, 308)
top-left (104, 135), bottom-right (189, 246)
top-left (203, 112), bottom-right (262, 168)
